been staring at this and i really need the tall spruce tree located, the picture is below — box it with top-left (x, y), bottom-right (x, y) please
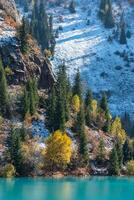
top-left (69, 0), bottom-right (76, 14)
top-left (123, 138), bottom-right (133, 163)
top-left (7, 127), bottom-right (23, 175)
top-left (85, 89), bottom-right (93, 126)
top-left (19, 17), bottom-right (28, 53)
top-left (77, 103), bottom-right (88, 163)
top-left (115, 139), bottom-right (123, 169)
top-left (0, 59), bottom-right (9, 117)
top-left (109, 145), bottom-right (120, 175)
top-left (104, 0), bottom-right (114, 28)
top-left (73, 69), bottom-right (82, 100)
top-left (23, 79), bottom-right (38, 117)
top-left (120, 26), bottom-right (127, 44)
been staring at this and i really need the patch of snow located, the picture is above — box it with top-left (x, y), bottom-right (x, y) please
top-left (51, 0), bottom-right (134, 119)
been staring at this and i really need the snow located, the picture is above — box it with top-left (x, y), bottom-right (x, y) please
top-left (32, 119), bottom-right (50, 138)
top-left (0, 17), bottom-right (16, 46)
top-left (51, 0), bottom-right (134, 119)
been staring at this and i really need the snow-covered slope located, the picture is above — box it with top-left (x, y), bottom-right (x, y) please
top-left (51, 0), bottom-right (134, 118)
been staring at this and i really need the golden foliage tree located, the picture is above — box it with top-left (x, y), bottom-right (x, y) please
top-left (72, 95), bottom-right (80, 113)
top-left (45, 130), bottom-right (72, 170)
top-left (110, 117), bottom-right (126, 144)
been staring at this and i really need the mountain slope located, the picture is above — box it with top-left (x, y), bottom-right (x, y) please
top-left (52, 0), bottom-right (134, 118)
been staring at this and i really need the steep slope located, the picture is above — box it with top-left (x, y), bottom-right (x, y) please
top-left (52, 0), bottom-right (134, 118)
top-left (0, 0), bottom-right (55, 88)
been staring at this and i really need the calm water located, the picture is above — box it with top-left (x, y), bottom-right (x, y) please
top-left (0, 177), bottom-right (134, 200)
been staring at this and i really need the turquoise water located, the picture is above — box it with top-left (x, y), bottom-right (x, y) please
top-left (0, 177), bottom-right (134, 200)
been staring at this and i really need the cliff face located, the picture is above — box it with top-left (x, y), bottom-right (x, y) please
top-left (0, 0), bottom-right (20, 23)
top-left (0, 0), bottom-right (55, 89)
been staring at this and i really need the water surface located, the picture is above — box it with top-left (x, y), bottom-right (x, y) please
top-left (0, 177), bottom-right (134, 200)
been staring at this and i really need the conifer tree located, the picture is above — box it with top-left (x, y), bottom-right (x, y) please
top-left (23, 79), bottom-right (38, 117)
top-left (123, 138), bottom-right (133, 163)
top-left (115, 139), bottom-right (123, 169)
top-left (85, 89), bottom-right (93, 108)
top-left (73, 69), bottom-right (82, 100)
top-left (104, 0), bottom-right (114, 28)
top-left (120, 25), bottom-right (127, 44)
top-left (77, 103), bottom-right (88, 163)
top-left (109, 146), bottom-right (119, 175)
top-left (99, 0), bottom-right (106, 19)
top-left (7, 127), bottom-right (23, 175)
top-left (19, 17), bottom-right (28, 53)
top-left (100, 93), bottom-right (111, 132)
top-left (97, 138), bottom-right (105, 164)
top-left (46, 86), bottom-right (57, 132)
top-left (69, 0), bottom-right (76, 14)
top-left (0, 59), bottom-right (9, 117)
top-left (85, 89), bottom-right (93, 126)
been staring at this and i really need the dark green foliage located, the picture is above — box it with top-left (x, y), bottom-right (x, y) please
top-left (123, 138), bottom-right (133, 163)
top-left (120, 25), bottom-right (127, 44)
top-left (7, 127), bottom-right (23, 175)
top-left (73, 69), bottom-right (82, 99)
top-left (100, 93), bottom-right (111, 132)
top-left (97, 138), bottom-right (105, 164)
top-left (99, 0), bottom-right (106, 19)
top-left (46, 86), bottom-right (57, 132)
top-left (19, 17), bottom-right (29, 53)
top-left (109, 146), bottom-right (119, 175)
top-left (99, 0), bottom-right (114, 28)
top-left (46, 64), bottom-right (70, 131)
top-left (115, 139), bottom-right (123, 168)
top-left (85, 89), bottom-right (93, 126)
top-left (69, 0), bottom-right (76, 14)
top-left (0, 59), bottom-right (9, 117)
top-left (104, 0), bottom-right (114, 28)
top-left (23, 79), bottom-right (39, 117)
top-left (85, 89), bottom-right (93, 108)
top-left (77, 103), bottom-right (88, 163)
top-left (30, 1), bottom-right (55, 52)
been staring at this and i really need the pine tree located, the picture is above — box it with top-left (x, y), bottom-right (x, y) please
top-left (104, 0), bottom-right (114, 28)
top-left (99, 0), bottom-right (106, 19)
top-left (85, 89), bottom-right (93, 108)
top-left (109, 146), bottom-right (119, 175)
top-left (120, 25), bottom-right (127, 44)
top-left (85, 89), bottom-right (93, 126)
top-left (100, 93), bottom-right (111, 132)
top-left (46, 86), bottom-right (57, 132)
top-left (97, 138), bottom-right (105, 164)
top-left (73, 69), bottom-right (82, 100)
top-left (7, 127), bottom-right (23, 175)
top-left (123, 138), bottom-right (133, 163)
top-left (23, 79), bottom-right (38, 117)
top-left (115, 139), bottom-right (123, 169)
top-left (69, 0), bottom-right (76, 14)
top-left (19, 17), bottom-right (28, 53)
top-left (77, 103), bottom-right (88, 163)
top-left (0, 59), bottom-right (9, 117)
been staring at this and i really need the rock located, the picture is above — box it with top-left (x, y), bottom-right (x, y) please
top-left (0, 0), bottom-right (20, 24)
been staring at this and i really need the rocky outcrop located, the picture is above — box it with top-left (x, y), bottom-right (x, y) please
top-left (0, 0), bottom-right (20, 23)
top-left (0, 37), bottom-right (55, 88)
top-left (0, 0), bottom-right (55, 89)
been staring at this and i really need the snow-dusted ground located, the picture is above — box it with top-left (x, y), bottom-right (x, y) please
top-left (0, 16), bottom-right (16, 46)
top-left (51, 0), bottom-right (134, 119)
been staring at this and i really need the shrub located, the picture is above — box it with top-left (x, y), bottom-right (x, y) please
top-left (3, 164), bottom-right (16, 178)
top-left (126, 160), bottom-right (134, 175)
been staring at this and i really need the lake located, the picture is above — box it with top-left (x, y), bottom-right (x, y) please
top-left (0, 177), bottom-right (134, 200)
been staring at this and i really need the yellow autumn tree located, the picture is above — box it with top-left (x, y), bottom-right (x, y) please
top-left (91, 99), bottom-right (98, 119)
top-left (45, 130), bottom-right (72, 170)
top-left (110, 117), bottom-right (126, 144)
top-left (72, 95), bottom-right (80, 113)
